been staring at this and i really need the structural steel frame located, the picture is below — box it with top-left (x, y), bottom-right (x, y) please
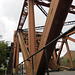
top-left (12, 0), bottom-right (75, 75)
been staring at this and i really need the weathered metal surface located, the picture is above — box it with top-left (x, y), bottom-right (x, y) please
top-left (35, 1), bottom-right (50, 7)
top-left (66, 30), bottom-right (75, 36)
top-left (65, 40), bottom-right (74, 68)
top-left (28, 0), bottom-right (37, 74)
top-left (53, 50), bottom-right (57, 63)
top-left (17, 0), bottom-right (28, 30)
top-left (35, 0), bottom-right (73, 74)
top-left (28, 0), bottom-right (36, 55)
top-left (11, 0), bottom-right (75, 74)
top-left (48, 60), bottom-right (58, 70)
top-left (57, 40), bottom-right (64, 61)
top-left (16, 36), bottom-right (19, 73)
top-left (16, 0), bottom-right (75, 31)
top-left (67, 37), bottom-right (75, 42)
top-left (17, 32), bottom-right (32, 75)
top-left (12, 31), bottom-right (17, 73)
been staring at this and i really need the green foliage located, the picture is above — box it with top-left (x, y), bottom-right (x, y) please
top-left (0, 41), bottom-right (8, 67)
top-left (66, 58), bottom-right (70, 63)
top-left (0, 69), bottom-right (5, 75)
top-left (18, 67), bottom-right (20, 71)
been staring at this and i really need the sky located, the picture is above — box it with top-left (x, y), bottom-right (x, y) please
top-left (0, 0), bottom-right (75, 63)
top-left (0, 0), bottom-right (24, 41)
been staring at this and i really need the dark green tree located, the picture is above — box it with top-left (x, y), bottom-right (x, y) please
top-left (0, 41), bottom-right (8, 67)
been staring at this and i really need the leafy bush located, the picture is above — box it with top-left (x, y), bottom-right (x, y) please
top-left (0, 69), bottom-right (5, 75)
top-left (0, 41), bottom-right (8, 67)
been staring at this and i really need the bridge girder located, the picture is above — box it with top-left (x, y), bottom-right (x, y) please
top-left (11, 0), bottom-right (75, 75)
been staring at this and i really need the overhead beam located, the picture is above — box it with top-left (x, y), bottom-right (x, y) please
top-left (35, 0), bottom-right (73, 74)
top-left (17, 0), bottom-right (28, 30)
top-left (35, 1), bottom-right (50, 7)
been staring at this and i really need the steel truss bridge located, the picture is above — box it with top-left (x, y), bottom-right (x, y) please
top-left (7, 0), bottom-right (75, 75)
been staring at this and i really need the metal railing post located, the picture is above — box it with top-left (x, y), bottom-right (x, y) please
top-left (20, 64), bottom-right (21, 73)
top-left (22, 63), bottom-right (23, 75)
top-left (44, 49), bottom-right (49, 75)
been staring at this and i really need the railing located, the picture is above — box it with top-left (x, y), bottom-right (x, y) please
top-left (15, 26), bottom-right (75, 75)
top-left (16, 63), bottom-right (25, 75)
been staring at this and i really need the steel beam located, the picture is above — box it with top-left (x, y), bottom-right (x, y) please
top-left (57, 40), bottom-right (64, 61)
top-left (28, 0), bottom-right (36, 55)
top-left (17, 0), bottom-right (28, 30)
top-left (57, 65), bottom-right (70, 70)
top-left (16, 36), bottom-right (19, 73)
top-left (53, 50), bottom-right (57, 63)
top-left (35, 0), bottom-right (72, 74)
top-left (17, 32), bottom-right (31, 75)
top-left (67, 37), bottom-right (75, 42)
top-left (66, 30), bottom-right (75, 36)
top-left (34, 1), bottom-right (50, 7)
top-left (28, 0), bottom-right (37, 74)
top-left (65, 40), bottom-right (74, 68)
top-left (12, 31), bottom-right (17, 74)
top-left (63, 36), bottom-right (75, 42)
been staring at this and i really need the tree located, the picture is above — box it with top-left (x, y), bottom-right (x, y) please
top-left (0, 41), bottom-right (8, 67)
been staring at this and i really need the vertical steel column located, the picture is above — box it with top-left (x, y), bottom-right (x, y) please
top-left (28, 0), bottom-right (36, 74)
top-left (16, 36), bottom-right (19, 73)
top-left (65, 40), bottom-right (74, 68)
top-left (57, 40), bottom-right (64, 61)
top-left (12, 31), bottom-right (17, 74)
top-left (28, 0), bottom-right (36, 55)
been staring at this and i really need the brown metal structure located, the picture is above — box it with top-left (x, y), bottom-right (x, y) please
top-left (55, 30), bottom-right (75, 68)
top-left (12, 0), bottom-right (75, 75)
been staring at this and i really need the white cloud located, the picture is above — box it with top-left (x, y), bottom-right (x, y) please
top-left (0, 0), bottom-right (24, 41)
top-left (1, 16), bottom-right (16, 41)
